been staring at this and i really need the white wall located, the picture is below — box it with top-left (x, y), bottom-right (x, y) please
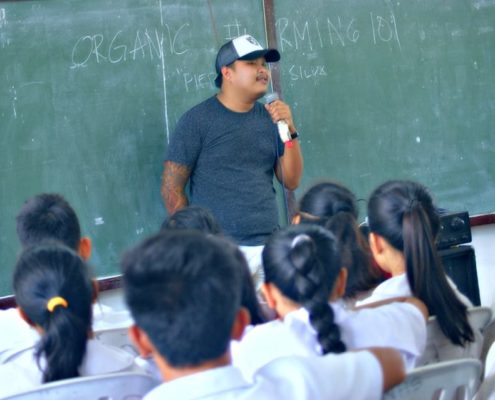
top-left (472, 224), bottom-right (495, 311)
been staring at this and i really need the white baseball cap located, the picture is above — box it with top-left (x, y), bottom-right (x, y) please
top-left (214, 34), bottom-right (281, 88)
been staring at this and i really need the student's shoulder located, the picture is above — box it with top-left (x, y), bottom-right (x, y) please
top-left (0, 309), bottom-right (38, 355)
top-left (349, 301), bottom-right (426, 336)
top-left (257, 351), bottom-right (383, 400)
top-left (235, 320), bottom-right (286, 350)
top-left (0, 362), bottom-right (37, 398)
top-left (79, 339), bottom-right (138, 376)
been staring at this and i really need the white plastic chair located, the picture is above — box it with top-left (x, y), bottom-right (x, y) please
top-left (1, 372), bottom-right (160, 400)
top-left (474, 374), bottom-right (495, 400)
top-left (481, 318), bottom-right (495, 370)
top-left (383, 358), bottom-right (482, 400)
top-left (417, 306), bottom-right (492, 366)
top-left (94, 326), bottom-right (139, 356)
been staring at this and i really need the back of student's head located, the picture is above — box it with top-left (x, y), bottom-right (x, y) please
top-left (298, 181), bottom-right (382, 299)
top-left (16, 193), bottom-right (81, 250)
top-left (161, 208), bottom-right (264, 325)
top-left (161, 206), bottom-right (222, 235)
top-left (122, 230), bottom-right (243, 367)
top-left (13, 243), bottom-right (93, 383)
top-left (367, 180), bottom-right (473, 345)
top-left (262, 224), bottom-right (346, 354)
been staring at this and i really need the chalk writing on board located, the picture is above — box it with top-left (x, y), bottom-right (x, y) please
top-left (223, 19), bottom-right (249, 41)
top-left (0, 7), bottom-right (9, 48)
top-left (70, 24), bottom-right (189, 69)
top-left (179, 69), bottom-right (217, 92)
top-left (288, 65), bottom-right (327, 81)
top-left (9, 86), bottom-right (17, 119)
top-left (0, 8), bottom-right (6, 28)
top-left (370, 12), bottom-right (401, 50)
top-left (276, 12), bottom-right (401, 52)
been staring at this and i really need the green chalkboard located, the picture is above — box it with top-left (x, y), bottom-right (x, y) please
top-left (273, 0), bottom-right (495, 215)
top-left (0, 0), bottom-right (266, 296)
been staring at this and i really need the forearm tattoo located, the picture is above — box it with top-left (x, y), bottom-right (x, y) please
top-left (161, 161), bottom-right (190, 213)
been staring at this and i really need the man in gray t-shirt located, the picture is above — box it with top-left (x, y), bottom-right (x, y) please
top-left (161, 34), bottom-right (303, 259)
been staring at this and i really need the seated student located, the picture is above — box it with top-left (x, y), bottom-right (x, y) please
top-left (161, 205), bottom-right (267, 325)
top-left (164, 205), bottom-right (266, 290)
top-left (232, 225), bottom-right (427, 377)
top-left (293, 181), bottom-right (385, 305)
top-left (356, 181), bottom-right (475, 351)
top-left (122, 230), bottom-right (405, 400)
top-left (161, 205), bottom-right (222, 234)
top-left (0, 193), bottom-right (127, 361)
top-left (0, 244), bottom-right (136, 397)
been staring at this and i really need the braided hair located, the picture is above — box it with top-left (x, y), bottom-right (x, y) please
top-left (262, 225), bottom-right (346, 354)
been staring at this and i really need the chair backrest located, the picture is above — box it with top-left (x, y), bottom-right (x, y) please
top-left (470, 308), bottom-right (494, 332)
top-left (94, 327), bottom-right (139, 356)
top-left (474, 374), bottom-right (495, 400)
top-left (384, 359), bottom-right (482, 400)
top-left (481, 318), bottom-right (495, 368)
top-left (417, 307), bottom-right (492, 367)
top-left (2, 372), bottom-right (160, 400)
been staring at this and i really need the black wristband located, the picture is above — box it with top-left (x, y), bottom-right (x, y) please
top-left (290, 131), bottom-right (299, 140)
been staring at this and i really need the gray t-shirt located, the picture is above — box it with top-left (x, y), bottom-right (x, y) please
top-left (165, 95), bottom-right (284, 245)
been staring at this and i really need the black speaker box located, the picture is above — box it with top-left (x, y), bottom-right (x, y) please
top-left (439, 245), bottom-right (481, 306)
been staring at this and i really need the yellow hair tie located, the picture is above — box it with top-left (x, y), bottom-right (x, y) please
top-left (47, 296), bottom-right (68, 313)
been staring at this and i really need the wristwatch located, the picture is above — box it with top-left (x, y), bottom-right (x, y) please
top-left (290, 132), bottom-right (299, 140)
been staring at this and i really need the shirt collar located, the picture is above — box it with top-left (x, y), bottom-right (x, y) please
top-left (145, 365), bottom-right (250, 400)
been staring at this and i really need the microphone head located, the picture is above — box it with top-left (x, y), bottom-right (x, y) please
top-left (264, 92), bottom-right (279, 104)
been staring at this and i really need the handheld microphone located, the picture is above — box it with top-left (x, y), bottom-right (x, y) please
top-left (265, 92), bottom-right (291, 143)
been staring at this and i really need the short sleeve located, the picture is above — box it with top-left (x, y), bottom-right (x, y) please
top-left (258, 351), bottom-right (383, 400)
top-left (165, 111), bottom-right (203, 168)
top-left (344, 303), bottom-right (427, 371)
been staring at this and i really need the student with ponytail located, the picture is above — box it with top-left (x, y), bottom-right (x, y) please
top-left (0, 193), bottom-right (120, 363)
top-left (0, 243), bottom-right (136, 397)
top-left (357, 180), bottom-right (474, 349)
top-left (232, 225), bottom-right (427, 378)
top-left (294, 181), bottom-right (385, 304)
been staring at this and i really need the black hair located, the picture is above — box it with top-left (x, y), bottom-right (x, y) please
top-left (16, 193), bottom-right (81, 250)
top-left (368, 180), bottom-right (474, 346)
top-left (13, 243), bottom-right (93, 383)
top-left (298, 181), bottom-right (384, 299)
top-left (121, 230), bottom-right (243, 367)
top-left (160, 208), bottom-right (265, 324)
top-left (262, 225), bottom-right (346, 354)
top-left (161, 206), bottom-right (222, 235)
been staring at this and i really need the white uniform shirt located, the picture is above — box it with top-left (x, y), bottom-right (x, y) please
top-left (232, 301), bottom-right (425, 378)
top-left (144, 351), bottom-right (382, 400)
top-left (0, 303), bottom-right (131, 363)
top-left (0, 339), bottom-right (137, 397)
top-left (355, 273), bottom-right (473, 307)
top-left (0, 308), bottom-right (39, 362)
